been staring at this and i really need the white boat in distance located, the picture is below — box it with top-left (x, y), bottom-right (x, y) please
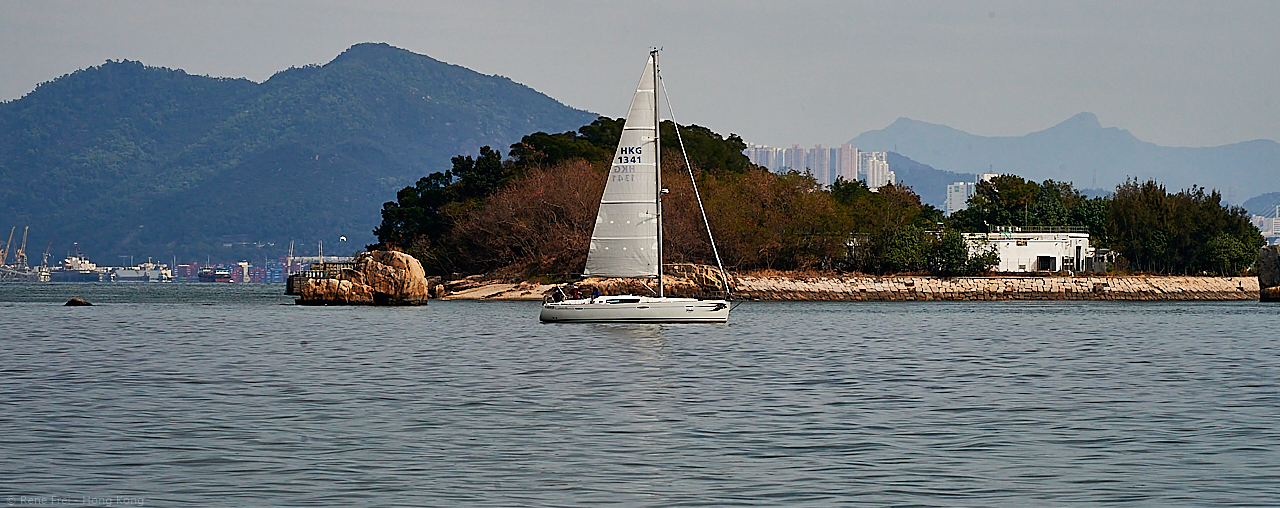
top-left (540, 50), bottom-right (731, 323)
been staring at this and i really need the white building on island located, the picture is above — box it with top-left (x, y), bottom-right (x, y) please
top-left (965, 226), bottom-right (1099, 272)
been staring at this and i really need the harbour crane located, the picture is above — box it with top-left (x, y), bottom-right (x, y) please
top-left (42, 234), bottom-right (54, 268)
top-left (0, 226), bottom-right (13, 266)
top-left (15, 226), bottom-right (28, 269)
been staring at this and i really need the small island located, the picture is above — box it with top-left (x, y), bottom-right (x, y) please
top-left (358, 118), bottom-right (1267, 303)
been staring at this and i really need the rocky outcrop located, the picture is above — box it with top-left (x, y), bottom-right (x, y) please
top-left (430, 264), bottom-right (733, 300)
top-left (1260, 245), bottom-right (1280, 302)
top-left (579, 264), bottom-right (734, 299)
top-left (296, 251), bottom-right (430, 305)
top-left (64, 297), bottom-right (93, 306)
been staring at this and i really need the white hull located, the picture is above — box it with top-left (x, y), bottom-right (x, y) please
top-left (540, 295), bottom-right (729, 323)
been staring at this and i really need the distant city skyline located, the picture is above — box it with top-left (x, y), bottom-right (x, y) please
top-left (744, 144), bottom-right (895, 190)
top-left (2, 1), bottom-right (1278, 149)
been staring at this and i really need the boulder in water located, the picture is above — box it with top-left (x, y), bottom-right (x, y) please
top-left (64, 297), bottom-right (93, 306)
top-left (296, 251), bottom-right (430, 306)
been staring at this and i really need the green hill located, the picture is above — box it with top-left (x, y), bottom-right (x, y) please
top-left (0, 43), bottom-right (595, 262)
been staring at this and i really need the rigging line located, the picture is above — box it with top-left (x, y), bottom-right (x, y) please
top-left (658, 73), bottom-right (733, 301)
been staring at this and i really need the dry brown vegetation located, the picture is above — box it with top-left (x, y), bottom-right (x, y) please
top-left (434, 157), bottom-right (870, 277)
top-left (442, 159), bottom-right (604, 276)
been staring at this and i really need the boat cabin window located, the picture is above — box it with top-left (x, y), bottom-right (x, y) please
top-left (604, 298), bottom-right (641, 304)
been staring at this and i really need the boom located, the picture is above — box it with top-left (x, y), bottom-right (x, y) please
top-left (0, 226), bottom-right (13, 266)
top-left (42, 234), bottom-right (53, 268)
top-left (16, 226), bottom-right (28, 268)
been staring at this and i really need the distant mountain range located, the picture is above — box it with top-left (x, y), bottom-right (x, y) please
top-left (1245, 192), bottom-right (1280, 217)
top-left (882, 153), bottom-right (974, 209)
top-left (0, 43), bottom-right (596, 262)
top-left (851, 112), bottom-right (1280, 204)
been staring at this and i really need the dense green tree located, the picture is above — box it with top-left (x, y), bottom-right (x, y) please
top-left (507, 116), bottom-right (750, 176)
top-left (829, 178), bottom-right (987, 275)
top-left (1204, 233), bottom-right (1255, 276)
top-left (880, 225), bottom-right (926, 273)
top-left (830, 177), bottom-right (875, 206)
top-left (929, 229), bottom-right (971, 276)
top-left (951, 175), bottom-right (1103, 231)
top-left (966, 243), bottom-right (1001, 275)
top-left (508, 117), bottom-right (622, 170)
top-left (1071, 197), bottom-right (1109, 242)
top-left (373, 145), bottom-right (514, 253)
top-left (450, 146), bottom-right (508, 200)
top-left (373, 172), bottom-right (453, 247)
top-left (659, 122), bottom-right (751, 174)
top-left (1106, 179), bottom-right (1263, 274)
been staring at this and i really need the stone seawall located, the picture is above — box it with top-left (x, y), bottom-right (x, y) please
top-left (733, 276), bottom-right (1258, 301)
top-left (439, 274), bottom-right (1258, 301)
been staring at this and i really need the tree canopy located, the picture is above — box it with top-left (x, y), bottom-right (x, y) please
top-left (374, 120), bottom-right (1265, 278)
top-left (374, 120), bottom-right (995, 277)
top-left (950, 174), bottom-right (1261, 275)
top-left (1106, 180), bottom-right (1261, 274)
top-left (951, 175), bottom-right (1108, 240)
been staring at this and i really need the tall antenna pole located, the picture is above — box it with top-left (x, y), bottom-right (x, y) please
top-left (653, 48), bottom-right (664, 298)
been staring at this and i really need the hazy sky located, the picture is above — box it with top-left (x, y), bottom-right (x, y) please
top-left (2, 1), bottom-right (1277, 148)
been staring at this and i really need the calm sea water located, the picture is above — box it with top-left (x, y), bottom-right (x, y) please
top-left (1, 283), bottom-right (1277, 507)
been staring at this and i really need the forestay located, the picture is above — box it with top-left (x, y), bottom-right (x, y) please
top-left (584, 55), bottom-right (660, 278)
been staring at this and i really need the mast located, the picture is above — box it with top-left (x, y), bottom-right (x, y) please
top-left (653, 48), bottom-right (663, 298)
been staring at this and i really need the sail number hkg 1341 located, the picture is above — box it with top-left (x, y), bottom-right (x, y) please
top-left (615, 146), bottom-right (643, 164)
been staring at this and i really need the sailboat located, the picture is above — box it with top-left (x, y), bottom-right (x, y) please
top-left (539, 50), bottom-right (731, 323)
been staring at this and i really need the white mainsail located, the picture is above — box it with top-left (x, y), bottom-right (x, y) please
top-left (584, 55), bottom-right (660, 278)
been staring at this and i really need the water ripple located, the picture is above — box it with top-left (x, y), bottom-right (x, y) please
top-left (1, 286), bottom-right (1278, 506)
